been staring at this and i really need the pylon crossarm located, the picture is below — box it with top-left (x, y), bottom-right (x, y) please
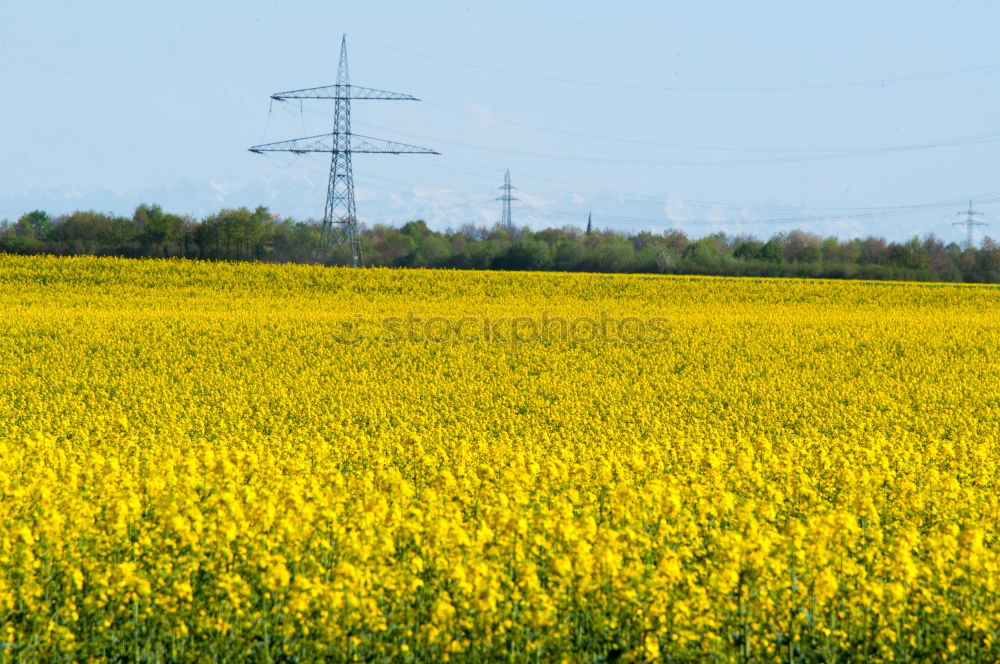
top-left (351, 135), bottom-right (440, 154)
top-left (250, 134), bottom-right (439, 155)
top-left (248, 134), bottom-right (334, 154)
top-left (272, 85), bottom-right (418, 101)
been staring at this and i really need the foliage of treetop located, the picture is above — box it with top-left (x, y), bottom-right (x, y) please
top-left (3, 204), bottom-right (999, 283)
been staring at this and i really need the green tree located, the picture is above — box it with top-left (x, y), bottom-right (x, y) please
top-left (500, 236), bottom-right (553, 270)
top-left (888, 236), bottom-right (930, 272)
top-left (589, 235), bottom-right (636, 272)
top-left (134, 204), bottom-right (184, 257)
top-left (757, 241), bottom-right (784, 264)
top-left (412, 234), bottom-right (451, 267)
top-left (732, 239), bottom-right (762, 260)
top-left (553, 238), bottom-right (585, 271)
top-left (16, 210), bottom-right (52, 241)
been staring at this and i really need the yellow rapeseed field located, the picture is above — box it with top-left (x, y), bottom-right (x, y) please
top-left (1, 254), bottom-right (998, 663)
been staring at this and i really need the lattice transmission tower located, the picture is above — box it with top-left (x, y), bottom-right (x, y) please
top-left (250, 35), bottom-right (439, 266)
top-left (954, 199), bottom-right (987, 250)
top-left (497, 169), bottom-right (517, 236)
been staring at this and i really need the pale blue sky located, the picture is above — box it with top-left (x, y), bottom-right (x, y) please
top-left (2, 0), bottom-right (999, 242)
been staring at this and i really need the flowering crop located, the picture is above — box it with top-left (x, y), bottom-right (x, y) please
top-left (0, 255), bottom-right (998, 663)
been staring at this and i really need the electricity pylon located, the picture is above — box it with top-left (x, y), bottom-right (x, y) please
top-left (250, 35), bottom-right (438, 266)
top-left (954, 199), bottom-right (987, 250)
top-left (497, 169), bottom-right (517, 236)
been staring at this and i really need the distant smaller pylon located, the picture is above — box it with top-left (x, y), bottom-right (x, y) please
top-left (954, 199), bottom-right (987, 250)
top-left (497, 169), bottom-right (518, 236)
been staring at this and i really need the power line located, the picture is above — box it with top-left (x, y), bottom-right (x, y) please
top-left (405, 152), bottom-right (1000, 215)
top-left (311, 99), bottom-right (1000, 158)
top-left (264, 115), bottom-right (1000, 231)
top-left (352, 178), bottom-right (997, 229)
top-left (350, 116), bottom-right (1000, 167)
top-left (350, 34), bottom-right (995, 93)
top-left (420, 101), bottom-right (1000, 156)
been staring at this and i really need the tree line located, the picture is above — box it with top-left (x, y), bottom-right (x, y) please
top-left (3, 204), bottom-right (1000, 283)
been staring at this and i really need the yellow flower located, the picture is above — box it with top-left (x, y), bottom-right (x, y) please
top-left (1, 255), bottom-right (999, 661)
top-left (643, 634), bottom-right (661, 660)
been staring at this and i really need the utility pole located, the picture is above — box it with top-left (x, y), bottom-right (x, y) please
top-left (497, 169), bottom-right (517, 236)
top-left (250, 35), bottom-right (439, 267)
top-left (954, 199), bottom-right (987, 250)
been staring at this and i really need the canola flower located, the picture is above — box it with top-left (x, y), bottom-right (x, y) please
top-left (0, 254), bottom-right (998, 663)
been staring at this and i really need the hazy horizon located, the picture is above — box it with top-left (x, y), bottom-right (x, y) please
top-left (3, 1), bottom-right (999, 243)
